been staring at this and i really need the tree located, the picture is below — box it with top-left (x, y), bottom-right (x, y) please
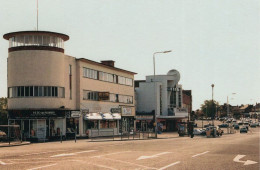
top-left (200, 100), bottom-right (219, 119)
top-left (0, 97), bottom-right (8, 125)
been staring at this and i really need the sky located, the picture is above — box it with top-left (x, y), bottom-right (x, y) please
top-left (0, 0), bottom-right (259, 110)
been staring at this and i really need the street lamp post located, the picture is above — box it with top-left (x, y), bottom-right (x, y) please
top-left (211, 84), bottom-right (214, 126)
top-left (227, 93), bottom-right (236, 118)
top-left (153, 50), bottom-right (172, 138)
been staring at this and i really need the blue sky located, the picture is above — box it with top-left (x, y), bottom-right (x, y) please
top-left (0, 0), bottom-right (259, 110)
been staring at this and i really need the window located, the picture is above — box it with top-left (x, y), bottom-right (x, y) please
top-left (118, 76), bottom-right (126, 85)
top-left (83, 68), bottom-right (98, 79)
top-left (34, 86), bottom-right (38, 96)
top-left (44, 87), bottom-right (48, 96)
top-left (39, 86), bottom-right (43, 97)
top-left (118, 95), bottom-right (133, 104)
top-left (99, 72), bottom-right (114, 82)
top-left (83, 91), bottom-right (98, 101)
top-left (7, 86), bottom-right (64, 98)
top-left (126, 78), bottom-right (133, 86)
top-left (25, 86), bottom-right (29, 97)
top-left (29, 86), bottom-right (33, 96)
top-left (109, 94), bottom-right (118, 102)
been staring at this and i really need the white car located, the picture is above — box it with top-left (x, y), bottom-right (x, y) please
top-left (193, 129), bottom-right (203, 135)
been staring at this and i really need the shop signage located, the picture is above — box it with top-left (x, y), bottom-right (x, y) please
top-left (110, 108), bottom-right (121, 113)
top-left (122, 108), bottom-right (132, 116)
top-left (71, 111), bottom-right (81, 118)
top-left (136, 115), bottom-right (154, 120)
top-left (8, 110), bottom-right (66, 119)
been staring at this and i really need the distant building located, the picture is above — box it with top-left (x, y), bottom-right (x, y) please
top-left (182, 90), bottom-right (192, 114)
top-left (4, 31), bottom-right (136, 141)
top-left (135, 70), bottom-right (188, 132)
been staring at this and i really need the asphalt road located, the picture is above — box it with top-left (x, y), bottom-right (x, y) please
top-left (0, 127), bottom-right (259, 170)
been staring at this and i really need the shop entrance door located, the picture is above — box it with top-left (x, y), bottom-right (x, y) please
top-left (141, 121), bottom-right (147, 131)
top-left (23, 120), bottom-right (30, 139)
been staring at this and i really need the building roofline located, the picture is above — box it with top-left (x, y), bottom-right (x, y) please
top-left (77, 58), bottom-right (137, 75)
top-left (3, 31), bottom-right (69, 41)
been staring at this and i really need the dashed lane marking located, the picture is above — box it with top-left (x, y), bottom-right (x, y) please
top-left (100, 157), bottom-right (157, 170)
top-left (192, 151), bottom-right (209, 158)
top-left (91, 151), bottom-right (132, 158)
top-left (158, 161), bottom-right (181, 170)
top-left (50, 150), bottom-right (96, 158)
top-left (20, 150), bottom-right (67, 156)
top-left (27, 163), bottom-right (57, 170)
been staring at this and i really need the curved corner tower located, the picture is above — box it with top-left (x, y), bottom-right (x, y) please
top-left (3, 31), bottom-right (70, 109)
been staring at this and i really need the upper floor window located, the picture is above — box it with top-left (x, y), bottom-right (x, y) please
top-left (83, 68), bottom-right (98, 80)
top-left (9, 35), bottom-right (64, 48)
top-left (8, 86), bottom-right (65, 98)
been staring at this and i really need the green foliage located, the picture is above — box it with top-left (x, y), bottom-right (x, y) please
top-left (200, 100), bottom-right (219, 118)
top-left (0, 97), bottom-right (8, 125)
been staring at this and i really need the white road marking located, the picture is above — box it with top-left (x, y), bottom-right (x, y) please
top-left (74, 150), bottom-right (96, 154)
top-left (21, 150), bottom-right (67, 156)
top-left (192, 151), bottom-right (209, 158)
top-left (70, 160), bottom-right (117, 170)
top-left (158, 161), bottom-right (181, 170)
top-left (137, 152), bottom-right (171, 160)
top-left (50, 150), bottom-right (97, 157)
top-left (233, 155), bottom-right (258, 165)
top-left (101, 157), bottom-right (157, 169)
top-left (50, 153), bottom-right (76, 157)
top-left (90, 163), bottom-right (118, 170)
top-left (0, 161), bottom-right (7, 165)
top-left (27, 163), bottom-right (57, 170)
top-left (91, 151), bottom-right (132, 158)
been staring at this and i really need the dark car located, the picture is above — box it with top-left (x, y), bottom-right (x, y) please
top-left (218, 124), bottom-right (229, 128)
top-left (240, 127), bottom-right (248, 133)
top-left (234, 124), bottom-right (240, 130)
top-left (204, 124), bottom-right (211, 128)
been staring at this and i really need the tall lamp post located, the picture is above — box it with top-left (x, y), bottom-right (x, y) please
top-left (211, 84), bottom-right (214, 126)
top-left (227, 93), bottom-right (236, 118)
top-left (153, 50), bottom-right (172, 138)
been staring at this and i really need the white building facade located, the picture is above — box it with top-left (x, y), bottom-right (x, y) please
top-left (135, 70), bottom-right (188, 131)
top-left (4, 31), bottom-right (136, 141)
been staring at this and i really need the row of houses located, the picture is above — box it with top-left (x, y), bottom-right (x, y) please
top-left (3, 30), bottom-right (192, 141)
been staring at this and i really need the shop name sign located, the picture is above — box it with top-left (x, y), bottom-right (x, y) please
top-left (122, 108), bottom-right (132, 116)
top-left (8, 110), bottom-right (66, 118)
top-left (110, 108), bottom-right (121, 113)
top-left (31, 111), bottom-right (56, 117)
top-left (71, 111), bottom-right (81, 118)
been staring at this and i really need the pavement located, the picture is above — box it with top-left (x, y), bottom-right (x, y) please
top-left (0, 141), bottom-right (30, 147)
top-left (0, 124), bottom-right (259, 170)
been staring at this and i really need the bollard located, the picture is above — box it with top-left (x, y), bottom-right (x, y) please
top-left (75, 131), bottom-right (76, 143)
top-left (60, 132), bottom-right (62, 143)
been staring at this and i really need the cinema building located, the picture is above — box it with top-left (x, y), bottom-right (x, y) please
top-left (3, 31), bottom-right (136, 141)
top-left (135, 70), bottom-right (188, 132)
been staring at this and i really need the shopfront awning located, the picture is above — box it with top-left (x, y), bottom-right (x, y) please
top-left (84, 113), bottom-right (102, 120)
top-left (101, 113), bottom-right (114, 120)
top-left (112, 113), bottom-right (121, 120)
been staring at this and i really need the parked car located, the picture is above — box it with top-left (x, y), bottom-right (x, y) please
top-left (218, 123), bottom-right (229, 128)
top-left (238, 121), bottom-right (243, 125)
top-left (250, 123), bottom-right (257, 128)
top-left (193, 129), bottom-right (203, 135)
top-left (0, 130), bottom-right (7, 141)
top-left (243, 122), bottom-right (249, 125)
top-left (240, 127), bottom-right (248, 133)
top-left (234, 124), bottom-right (240, 130)
top-left (204, 124), bottom-right (211, 128)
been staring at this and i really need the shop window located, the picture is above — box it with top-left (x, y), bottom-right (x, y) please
top-left (100, 120), bottom-right (109, 128)
top-left (87, 120), bottom-right (98, 129)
